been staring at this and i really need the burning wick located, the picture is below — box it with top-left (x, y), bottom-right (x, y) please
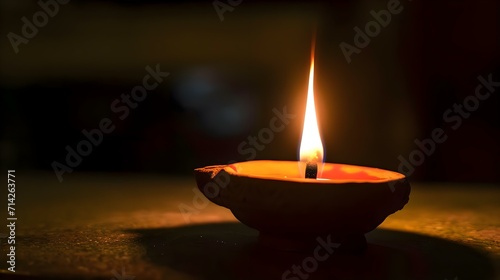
top-left (299, 35), bottom-right (323, 180)
top-left (305, 162), bottom-right (318, 179)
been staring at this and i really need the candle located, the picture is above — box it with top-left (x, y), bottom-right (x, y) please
top-left (194, 47), bottom-right (411, 253)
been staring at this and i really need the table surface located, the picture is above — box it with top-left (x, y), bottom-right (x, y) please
top-left (0, 173), bottom-right (499, 280)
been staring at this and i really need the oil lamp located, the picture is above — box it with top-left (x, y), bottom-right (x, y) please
top-left (194, 49), bottom-right (410, 253)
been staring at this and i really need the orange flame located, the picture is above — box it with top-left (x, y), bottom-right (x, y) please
top-left (299, 48), bottom-right (324, 170)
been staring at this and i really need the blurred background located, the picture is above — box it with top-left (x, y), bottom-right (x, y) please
top-left (0, 0), bottom-right (499, 183)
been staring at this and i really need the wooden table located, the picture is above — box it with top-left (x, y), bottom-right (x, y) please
top-left (1, 173), bottom-right (499, 280)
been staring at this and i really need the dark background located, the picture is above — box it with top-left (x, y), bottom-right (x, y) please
top-left (1, 0), bottom-right (499, 183)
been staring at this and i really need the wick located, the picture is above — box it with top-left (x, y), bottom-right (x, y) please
top-left (305, 162), bottom-right (318, 179)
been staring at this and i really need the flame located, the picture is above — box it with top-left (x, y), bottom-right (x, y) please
top-left (299, 53), bottom-right (324, 168)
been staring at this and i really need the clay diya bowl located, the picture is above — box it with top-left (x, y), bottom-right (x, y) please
top-left (194, 160), bottom-right (410, 252)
